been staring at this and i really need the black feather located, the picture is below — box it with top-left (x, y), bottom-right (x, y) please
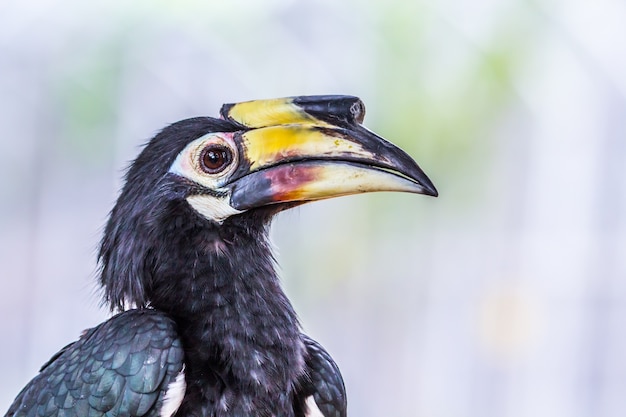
top-left (295, 336), bottom-right (347, 417)
top-left (98, 117), bottom-right (239, 311)
top-left (6, 310), bottom-right (183, 417)
top-left (97, 116), bottom-right (307, 416)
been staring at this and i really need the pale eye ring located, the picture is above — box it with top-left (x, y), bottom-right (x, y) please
top-left (199, 144), bottom-right (233, 174)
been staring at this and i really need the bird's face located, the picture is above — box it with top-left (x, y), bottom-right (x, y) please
top-left (99, 95), bottom-right (437, 310)
top-left (166, 95), bottom-right (437, 224)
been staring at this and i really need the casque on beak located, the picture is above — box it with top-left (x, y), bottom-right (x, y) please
top-left (218, 95), bottom-right (438, 211)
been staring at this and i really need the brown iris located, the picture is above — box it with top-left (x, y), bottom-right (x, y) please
top-left (199, 145), bottom-right (232, 174)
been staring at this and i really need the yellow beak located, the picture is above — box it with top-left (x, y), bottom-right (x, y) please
top-left (220, 96), bottom-right (437, 211)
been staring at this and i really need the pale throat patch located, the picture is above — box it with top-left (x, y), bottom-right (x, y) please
top-left (187, 194), bottom-right (243, 223)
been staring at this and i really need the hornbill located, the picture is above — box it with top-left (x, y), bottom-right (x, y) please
top-left (5, 95), bottom-right (437, 417)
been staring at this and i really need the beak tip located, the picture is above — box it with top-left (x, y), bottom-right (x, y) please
top-left (416, 173), bottom-right (438, 197)
top-left (412, 170), bottom-right (438, 197)
top-left (425, 183), bottom-right (438, 197)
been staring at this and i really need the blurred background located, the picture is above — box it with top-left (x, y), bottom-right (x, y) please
top-left (1, 0), bottom-right (625, 415)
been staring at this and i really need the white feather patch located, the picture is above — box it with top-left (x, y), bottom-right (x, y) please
top-left (305, 395), bottom-right (325, 417)
top-left (160, 368), bottom-right (186, 417)
top-left (186, 194), bottom-right (242, 223)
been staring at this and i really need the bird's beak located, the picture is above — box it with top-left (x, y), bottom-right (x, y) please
top-left (221, 96), bottom-right (438, 211)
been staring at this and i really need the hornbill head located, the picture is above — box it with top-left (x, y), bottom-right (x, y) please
top-left (99, 95), bottom-right (437, 311)
top-left (174, 95), bottom-right (436, 220)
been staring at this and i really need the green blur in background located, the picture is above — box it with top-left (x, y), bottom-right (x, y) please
top-left (1, 0), bottom-right (625, 416)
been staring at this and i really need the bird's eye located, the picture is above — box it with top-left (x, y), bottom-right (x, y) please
top-left (200, 145), bottom-right (232, 174)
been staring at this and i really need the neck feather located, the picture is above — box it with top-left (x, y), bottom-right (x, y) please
top-left (124, 201), bottom-right (305, 413)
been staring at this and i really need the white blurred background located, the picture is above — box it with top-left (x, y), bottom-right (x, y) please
top-left (1, 0), bottom-right (625, 416)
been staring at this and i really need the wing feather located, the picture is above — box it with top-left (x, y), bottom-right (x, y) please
top-left (295, 335), bottom-right (347, 417)
top-left (5, 309), bottom-right (184, 417)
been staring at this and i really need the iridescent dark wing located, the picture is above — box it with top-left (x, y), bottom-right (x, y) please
top-left (295, 335), bottom-right (347, 417)
top-left (6, 309), bottom-right (185, 417)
